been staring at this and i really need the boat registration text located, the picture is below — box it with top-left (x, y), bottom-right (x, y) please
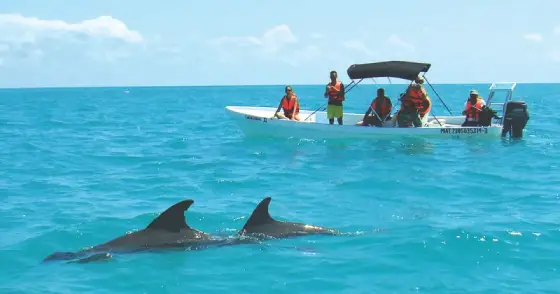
top-left (245, 115), bottom-right (268, 123)
top-left (440, 127), bottom-right (488, 134)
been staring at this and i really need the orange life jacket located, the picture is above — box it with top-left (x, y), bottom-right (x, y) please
top-left (281, 95), bottom-right (299, 116)
top-left (327, 81), bottom-right (344, 101)
top-left (403, 86), bottom-right (431, 117)
top-left (371, 97), bottom-right (392, 119)
top-left (464, 99), bottom-right (484, 121)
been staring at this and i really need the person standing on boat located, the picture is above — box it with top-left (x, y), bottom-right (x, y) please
top-left (400, 76), bottom-right (431, 123)
top-left (324, 70), bottom-right (345, 125)
top-left (356, 88), bottom-right (392, 126)
top-left (273, 85), bottom-right (301, 121)
top-left (461, 89), bottom-right (486, 126)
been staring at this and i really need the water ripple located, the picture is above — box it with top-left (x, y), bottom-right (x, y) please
top-left (0, 84), bottom-right (558, 293)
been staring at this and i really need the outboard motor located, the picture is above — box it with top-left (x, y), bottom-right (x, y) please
top-left (501, 101), bottom-right (529, 138)
top-left (478, 106), bottom-right (498, 127)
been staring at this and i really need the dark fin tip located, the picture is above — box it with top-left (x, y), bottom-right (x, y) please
top-left (240, 196), bottom-right (275, 232)
top-left (146, 199), bottom-right (195, 232)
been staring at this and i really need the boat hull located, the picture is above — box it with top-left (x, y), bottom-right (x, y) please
top-left (225, 106), bottom-right (503, 140)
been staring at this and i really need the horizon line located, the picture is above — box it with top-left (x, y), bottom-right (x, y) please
top-left (0, 81), bottom-right (559, 90)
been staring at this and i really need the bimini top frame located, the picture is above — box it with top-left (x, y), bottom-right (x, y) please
top-left (342, 61), bottom-right (453, 125)
top-left (304, 60), bottom-right (451, 123)
top-left (347, 61), bottom-right (431, 81)
top-left (342, 61), bottom-right (433, 93)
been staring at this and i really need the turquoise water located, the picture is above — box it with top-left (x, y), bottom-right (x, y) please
top-left (0, 83), bottom-right (559, 293)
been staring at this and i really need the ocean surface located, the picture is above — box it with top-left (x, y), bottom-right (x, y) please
top-left (0, 83), bottom-right (559, 293)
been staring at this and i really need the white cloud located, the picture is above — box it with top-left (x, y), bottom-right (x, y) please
top-left (0, 14), bottom-right (144, 66)
top-left (262, 25), bottom-right (296, 44)
top-left (343, 40), bottom-right (377, 57)
top-left (523, 33), bottom-right (543, 42)
top-left (209, 24), bottom-right (303, 65)
top-left (211, 35), bottom-right (262, 46)
top-left (0, 13), bottom-right (143, 43)
top-left (387, 34), bottom-right (415, 51)
top-left (210, 26), bottom-right (419, 68)
top-left (210, 24), bottom-right (296, 51)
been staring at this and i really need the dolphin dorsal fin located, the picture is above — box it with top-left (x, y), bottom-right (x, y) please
top-left (242, 197), bottom-right (275, 230)
top-left (146, 199), bottom-right (194, 232)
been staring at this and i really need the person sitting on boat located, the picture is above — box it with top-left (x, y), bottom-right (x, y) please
top-left (273, 85), bottom-right (301, 121)
top-left (393, 98), bottom-right (421, 128)
top-left (356, 88), bottom-right (392, 127)
top-left (461, 89), bottom-right (486, 126)
top-left (400, 76), bottom-right (431, 124)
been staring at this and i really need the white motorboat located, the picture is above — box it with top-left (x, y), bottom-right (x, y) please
top-left (225, 61), bottom-right (530, 140)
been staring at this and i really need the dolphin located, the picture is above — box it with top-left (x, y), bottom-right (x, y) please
top-left (238, 197), bottom-right (341, 239)
top-left (42, 199), bottom-right (245, 263)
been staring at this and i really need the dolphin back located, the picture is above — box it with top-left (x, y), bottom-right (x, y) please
top-left (239, 197), bottom-right (276, 235)
top-left (145, 199), bottom-right (195, 232)
top-left (42, 199), bottom-right (201, 263)
top-left (239, 197), bottom-right (340, 238)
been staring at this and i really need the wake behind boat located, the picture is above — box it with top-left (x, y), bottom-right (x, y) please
top-left (225, 61), bottom-right (530, 140)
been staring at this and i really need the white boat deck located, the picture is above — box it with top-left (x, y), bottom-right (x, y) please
top-left (224, 82), bottom-right (519, 140)
top-left (225, 106), bottom-right (476, 128)
top-left (225, 106), bottom-right (503, 139)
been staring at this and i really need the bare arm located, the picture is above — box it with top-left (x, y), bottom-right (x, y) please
top-left (363, 100), bottom-right (373, 119)
top-left (274, 100), bottom-right (282, 117)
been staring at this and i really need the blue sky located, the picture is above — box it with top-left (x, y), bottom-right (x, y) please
top-left (0, 0), bottom-right (559, 88)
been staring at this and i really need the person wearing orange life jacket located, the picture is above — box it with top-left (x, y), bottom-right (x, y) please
top-left (461, 89), bottom-right (486, 126)
top-left (356, 88), bottom-right (392, 127)
top-left (323, 70), bottom-right (345, 125)
top-left (400, 76), bottom-right (432, 122)
top-left (393, 98), bottom-right (421, 128)
top-left (273, 85), bottom-right (301, 121)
